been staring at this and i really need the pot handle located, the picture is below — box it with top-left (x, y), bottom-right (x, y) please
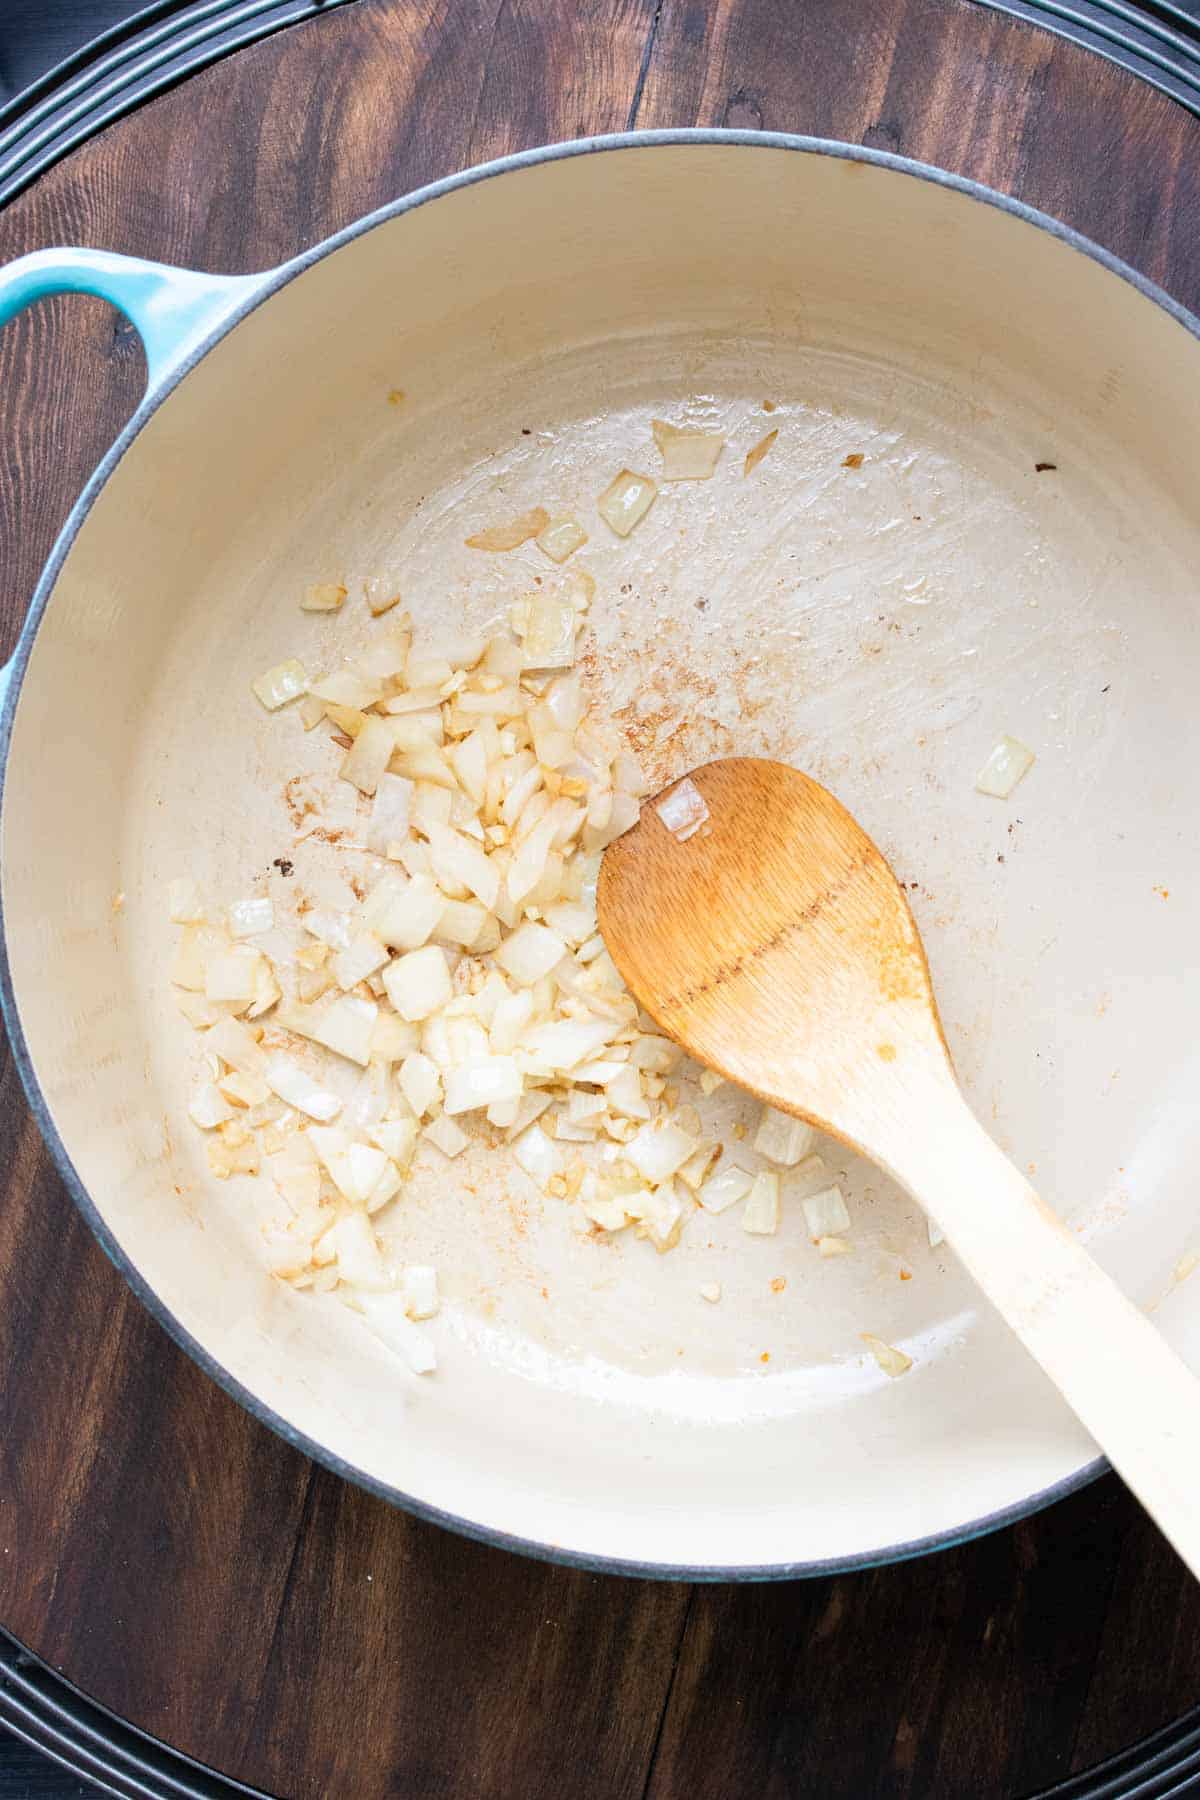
top-left (0, 247), bottom-right (268, 711)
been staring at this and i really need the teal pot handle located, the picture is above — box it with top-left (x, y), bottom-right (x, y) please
top-left (0, 247), bottom-right (267, 709)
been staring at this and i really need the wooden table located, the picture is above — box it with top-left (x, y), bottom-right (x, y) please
top-left (3, 2), bottom-right (1200, 1794)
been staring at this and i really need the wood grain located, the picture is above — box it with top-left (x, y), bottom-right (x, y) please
top-left (3, 1), bottom-right (1200, 1795)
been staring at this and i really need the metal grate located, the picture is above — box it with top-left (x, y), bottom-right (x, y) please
top-left (0, 0), bottom-right (356, 207)
top-left (977, 0), bottom-right (1200, 113)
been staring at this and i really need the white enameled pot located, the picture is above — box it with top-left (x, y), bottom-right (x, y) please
top-left (3, 133), bottom-right (1200, 1577)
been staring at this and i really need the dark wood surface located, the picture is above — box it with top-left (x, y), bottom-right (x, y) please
top-left (3, 2), bottom-right (1200, 1795)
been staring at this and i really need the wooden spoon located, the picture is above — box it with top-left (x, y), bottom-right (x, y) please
top-left (598, 756), bottom-right (1200, 1577)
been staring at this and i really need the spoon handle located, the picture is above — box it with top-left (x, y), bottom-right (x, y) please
top-left (888, 1082), bottom-right (1200, 1579)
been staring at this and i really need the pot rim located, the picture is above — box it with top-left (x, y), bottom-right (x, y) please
top-left (7, 125), bottom-right (1189, 1580)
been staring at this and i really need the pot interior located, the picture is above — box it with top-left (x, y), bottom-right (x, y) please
top-left (6, 139), bottom-right (1200, 1571)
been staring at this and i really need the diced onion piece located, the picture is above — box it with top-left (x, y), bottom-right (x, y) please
top-left (217, 1069), bottom-right (270, 1108)
top-left (744, 428), bottom-right (778, 475)
top-left (364, 576), bottom-right (402, 616)
top-left (206, 1014), bottom-right (267, 1075)
top-left (535, 516), bottom-right (587, 563)
top-left (598, 469), bottom-right (657, 537)
top-left (398, 1051), bottom-right (442, 1117)
top-left (465, 506), bottom-right (550, 551)
top-left (301, 582), bottom-right (347, 612)
top-left (299, 694), bottom-right (327, 730)
top-left (677, 1141), bottom-right (719, 1192)
top-left (699, 1281), bottom-right (722, 1303)
top-left (519, 594), bottom-right (578, 670)
top-left (742, 1170), bottom-right (780, 1234)
top-left (521, 1018), bottom-right (615, 1075)
top-left (625, 1119), bottom-right (699, 1186)
top-left (426, 823), bottom-right (499, 909)
top-left (383, 946), bottom-right (453, 1022)
top-left (698, 1069), bottom-right (725, 1096)
top-left (339, 714), bottom-right (394, 796)
top-left (513, 1121), bottom-right (563, 1183)
top-left (333, 931), bottom-right (390, 990)
top-left (309, 669), bottom-right (382, 710)
top-left (862, 1333), bottom-right (913, 1378)
top-left (206, 946), bottom-right (265, 1004)
top-left (435, 899), bottom-right (489, 949)
top-left (494, 920), bottom-right (566, 985)
top-left (580, 1190), bottom-right (632, 1232)
top-left (655, 777), bottom-right (708, 841)
top-left (927, 1217), bottom-right (945, 1249)
top-left (802, 1183), bottom-right (851, 1238)
top-left (402, 1265), bottom-right (439, 1319)
top-left (368, 1012), bottom-right (419, 1064)
top-left (817, 1235), bottom-right (853, 1258)
top-left (975, 735), bottom-right (1035, 799)
top-left (604, 1064), bottom-right (651, 1120)
top-left (252, 659), bottom-right (309, 710)
top-left (366, 1160), bottom-right (404, 1215)
top-left (423, 1114), bottom-right (469, 1159)
top-left (176, 991), bottom-right (228, 1028)
top-left (365, 873), bottom-right (446, 950)
top-left (228, 896), bottom-right (274, 938)
top-left (489, 989), bottom-right (534, 1054)
top-left (753, 1105), bottom-right (815, 1168)
top-left (267, 1134), bottom-right (321, 1211)
top-left (369, 1118), bottom-right (418, 1171)
top-left (698, 1164), bottom-right (753, 1214)
top-left (651, 419), bottom-right (724, 481)
top-left (443, 1056), bottom-right (523, 1116)
top-left (630, 1035), bottom-right (682, 1074)
top-left (189, 1081), bottom-right (235, 1128)
top-left (629, 1180), bottom-right (687, 1252)
top-left (168, 878), bottom-right (204, 923)
top-left (310, 994), bottom-right (379, 1065)
top-left (326, 1212), bottom-right (391, 1289)
top-left (263, 1055), bottom-right (342, 1121)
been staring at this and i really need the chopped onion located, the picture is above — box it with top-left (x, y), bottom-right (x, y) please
top-left (228, 896), bottom-right (274, 938)
top-left (753, 1105), bottom-right (815, 1167)
top-left (423, 1113), bottom-right (469, 1159)
top-left (536, 516), bottom-right (587, 563)
top-left (677, 1141), bottom-right (719, 1192)
top-left (443, 1056), bottom-right (523, 1115)
top-left (334, 931), bottom-right (390, 990)
top-left (494, 920), bottom-right (566, 986)
top-left (402, 1265), bottom-right (439, 1319)
top-left (383, 946), bottom-right (452, 1022)
top-left (817, 1235), bottom-right (853, 1257)
top-left (744, 429), bottom-right (778, 476)
top-left (698, 1069), bottom-right (725, 1096)
top-left (802, 1183), bottom-right (851, 1238)
top-left (629, 1180), bottom-right (687, 1252)
top-left (975, 734), bottom-right (1035, 799)
top-left (651, 419), bottom-right (724, 481)
top-left (861, 1333), bottom-right (913, 1378)
top-left (655, 777), bottom-right (709, 841)
top-left (597, 469), bottom-right (657, 537)
top-left (364, 874), bottom-right (446, 951)
top-left (340, 713), bottom-right (395, 795)
top-left (309, 669), bottom-right (381, 710)
top-left (364, 576), bottom-right (403, 616)
top-left (625, 1119), bottom-right (698, 1185)
top-left (252, 659), bottom-right (309, 710)
top-left (698, 1281), bottom-right (722, 1303)
top-left (513, 1121), bottom-right (563, 1183)
top-left (519, 594), bottom-right (578, 669)
top-left (927, 1217), bottom-right (945, 1249)
top-left (742, 1170), bottom-right (780, 1235)
top-left (206, 946), bottom-right (265, 1005)
top-left (465, 507), bottom-right (550, 551)
top-left (301, 583), bottom-right (347, 612)
top-left (263, 1055), bottom-right (342, 1122)
top-left (189, 1081), bottom-right (235, 1128)
top-left (426, 823), bottom-right (499, 909)
top-left (398, 1051), bottom-right (441, 1117)
top-left (314, 996), bottom-right (379, 1064)
top-left (520, 1018), bottom-right (615, 1074)
top-left (698, 1164), bottom-right (753, 1214)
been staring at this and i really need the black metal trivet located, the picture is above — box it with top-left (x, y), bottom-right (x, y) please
top-left (2, 0), bottom-right (1200, 1794)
